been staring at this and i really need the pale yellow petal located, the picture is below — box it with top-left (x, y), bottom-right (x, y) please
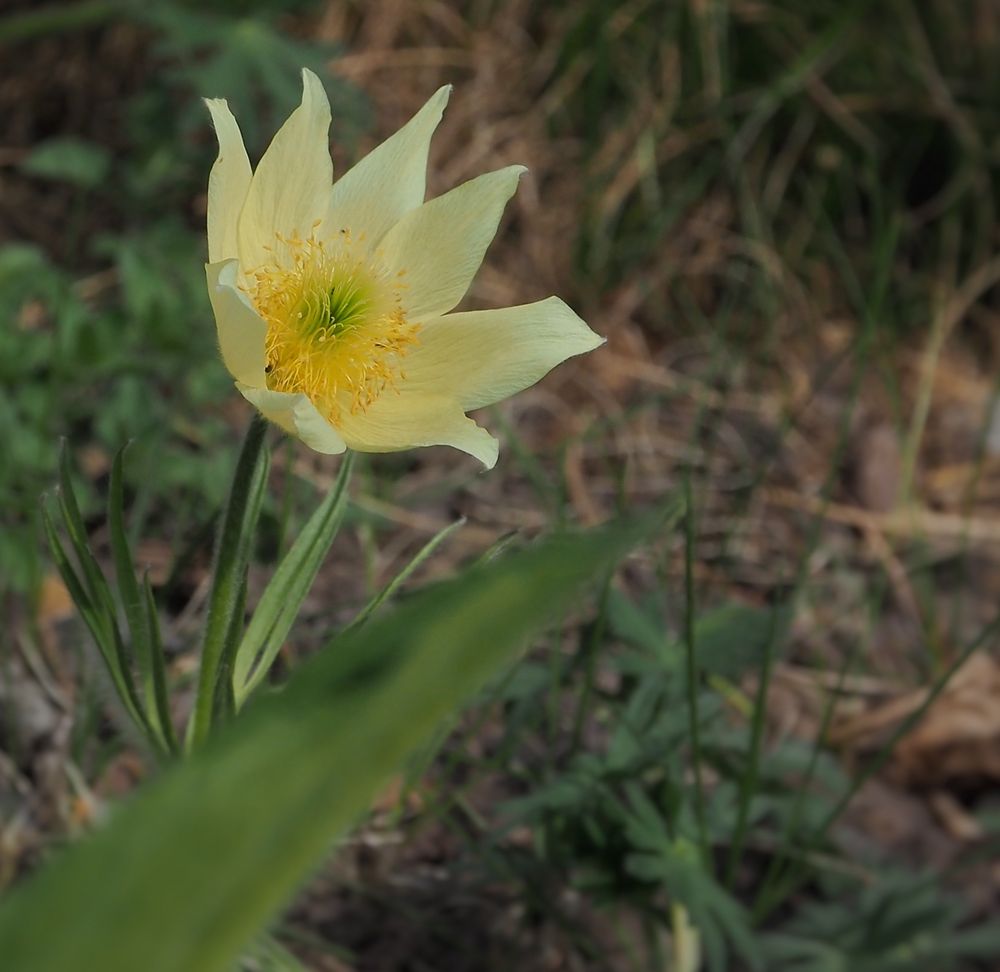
top-left (335, 392), bottom-right (499, 468)
top-left (378, 165), bottom-right (526, 322)
top-left (237, 69), bottom-right (333, 270)
top-left (206, 259), bottom-right (267, 386)
top-left (402, 298), bottom-right (604, 411)
top-left (205, 99), bottom-right (252, 263)
top-left (236, 384), bottom-right (347, 454)
top-left (324, 86), bottom-right (450, 249)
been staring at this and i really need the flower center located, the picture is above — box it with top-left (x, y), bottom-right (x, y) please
top-left (248, 231), bottom-right (417, 422)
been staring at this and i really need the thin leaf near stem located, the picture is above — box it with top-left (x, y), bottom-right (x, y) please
top-left (108, 443), bottom-right (173, 755)
top-left (233, 452), bottom-right (355, 705)
top-left (142, 574), bottom-right (178, 754)
top-left (41, 501), bottom-right (146, 735)
top-left (46, 450), bottom-right (157, 745)
top-left (342, 516), bottom-right (465, 635)
top-left (187, 414), bottom-right (269, 750)
top-left (57, 443), bottom-right (121, 632)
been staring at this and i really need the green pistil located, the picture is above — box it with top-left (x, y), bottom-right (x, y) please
top-left (297, 272), bottom-right (374, 343)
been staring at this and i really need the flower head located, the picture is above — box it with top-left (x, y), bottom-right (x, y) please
top-left (205, 69), bottom-right (602, 468)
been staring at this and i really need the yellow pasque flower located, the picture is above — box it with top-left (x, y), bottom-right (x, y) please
top-left (205, 69), bottom-right (602, 468)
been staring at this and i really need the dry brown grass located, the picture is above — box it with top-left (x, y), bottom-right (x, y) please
top-left (308, 0), bottom-right (1000, 828)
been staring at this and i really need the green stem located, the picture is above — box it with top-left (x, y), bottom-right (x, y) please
top-left (186, 414), bottom-right (268, 750)
top-left (682, 475), bottom-right (708, 857)
top-left (570, 570), bottom-right (612, 753)
top-left (725, 602), bottom-right (781, 887)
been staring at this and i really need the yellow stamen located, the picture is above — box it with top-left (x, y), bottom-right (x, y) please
top-left (248, 231), bottom-right (417, 422)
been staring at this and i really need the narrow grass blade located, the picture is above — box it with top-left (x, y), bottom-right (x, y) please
top-left (752, 647), bottom-right (854, 918)
top-left (56, 442), bottom-right (119, 619)
top-left (142, 575), bottom-right (177, 754)
top-left (682, 475), bottom-right (708, 859)
top-left (342, 515), bottom-right (464, 635)
top-left (41, 499), bottom-right (146, 736)
top-left (0, 515), bottom-right (651, 972)
top-left (108, 443), bottom-right (169, 752)
top-left (724, 602), bottom-right (783, 886)
top-left (570, 569), bottom-right (613, 752)
top-left (55, 470), bottom-right (113, 639)
top-left (233, 453), bottom-right (354, 705)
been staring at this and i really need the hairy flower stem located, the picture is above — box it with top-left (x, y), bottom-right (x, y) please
top-left (187, 414), bottom-right (269, 750)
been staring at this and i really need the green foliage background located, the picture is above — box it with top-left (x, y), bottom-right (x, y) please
top-left (0, 0), bottom-right (363, 592)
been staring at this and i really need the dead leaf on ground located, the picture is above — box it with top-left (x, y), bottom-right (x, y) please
top-left (831, 653), bottom-right (1000, 788)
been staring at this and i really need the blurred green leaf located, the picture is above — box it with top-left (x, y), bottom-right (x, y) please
top-left (608, 590), bottom-right (787, 679)
top-left (759, 869), bottom-right (1000, 971)
top-left (695, 602), bottom-right (788, 679)
top-left (143, 6), bottom-right (359, 147)
top-left (0, 243), bottom-right (50, 281)
top-left (21, 137), bottom-right (111, 189)
top-left (606, 587), bottom-right (674, 662)
top-left (0, 515), bottom-right (648, 972)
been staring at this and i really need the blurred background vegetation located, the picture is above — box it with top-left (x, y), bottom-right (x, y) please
top-left (2, 0), bottom-right (1000, 969)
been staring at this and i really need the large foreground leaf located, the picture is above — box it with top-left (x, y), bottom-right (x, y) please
top-left (0, 515), bottom-right (654, 972)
